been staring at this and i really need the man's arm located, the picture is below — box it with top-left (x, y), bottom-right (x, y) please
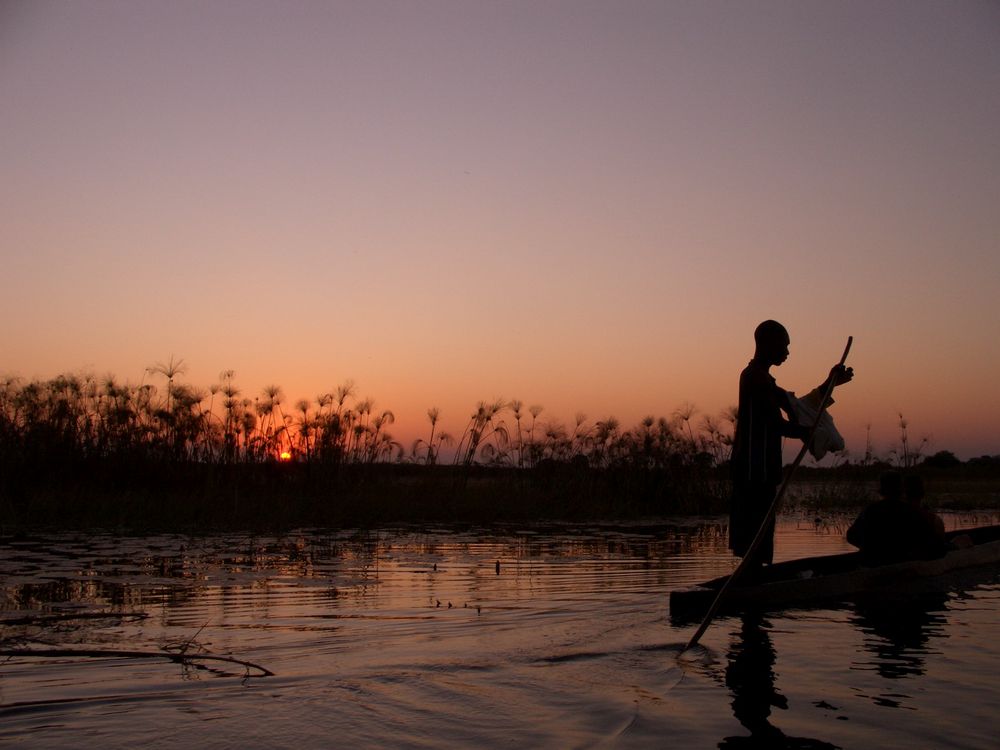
top-left (776, 388), bottom-right (810, 439)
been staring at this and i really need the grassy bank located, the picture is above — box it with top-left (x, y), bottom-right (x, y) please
top-left (0, 368), bottom-right (735, 531)
top-left (3, 368), bottom-right (997, 533)
top-left (5, 459), bottom-right (1000, 534)
top-left (0, 461), bottom-right (733, 533)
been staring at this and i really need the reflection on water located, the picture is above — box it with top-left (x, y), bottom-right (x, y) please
top-left (1, 513), bottom-right (999, 749)
top-left (721, 613), bottom-right (838, 749)
top-left (851, 594), bottom-right (949, 683)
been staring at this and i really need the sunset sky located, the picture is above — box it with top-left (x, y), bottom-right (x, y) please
top-left (2, 1), bottom-right (998, 460)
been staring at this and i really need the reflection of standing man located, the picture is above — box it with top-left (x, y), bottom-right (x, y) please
top-left (729, 320), bottom-right (852, 565)
top-left (723, 613), bottom-right (787, 744)
top-left (721, 613), bottom-right (839, 749)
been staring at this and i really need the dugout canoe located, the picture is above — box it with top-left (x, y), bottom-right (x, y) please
top-left (669, 524), bottom-right (1000, 623)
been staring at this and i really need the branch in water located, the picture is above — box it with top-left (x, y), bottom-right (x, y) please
top-left (0, 648), bottom-right (274, 677)
top-left (0, 612), bottom-right (149, 627)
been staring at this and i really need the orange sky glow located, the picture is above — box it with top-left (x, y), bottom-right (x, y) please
top-left (2, 1), bottom-right (998, 460)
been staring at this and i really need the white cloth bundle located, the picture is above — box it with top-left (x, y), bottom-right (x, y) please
top-left (790, 388), bottom-right (845, 460)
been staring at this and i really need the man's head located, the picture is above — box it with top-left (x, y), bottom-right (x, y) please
top-left (754, 320), bottom-right (790, 366)
top-left (879, 471), bottom-right (903, 502)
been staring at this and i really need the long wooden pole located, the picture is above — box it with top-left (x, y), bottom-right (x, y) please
top-left (682, 336), bottom-right (853, 652)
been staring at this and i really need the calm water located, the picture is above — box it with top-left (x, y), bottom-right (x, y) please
top-left (2, 512), bottom-right (999, 749)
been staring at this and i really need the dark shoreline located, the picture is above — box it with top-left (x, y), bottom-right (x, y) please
top-left (2, 462), bottom-right (728, 533)
top-left (3, 461), bottom-right (998, 535)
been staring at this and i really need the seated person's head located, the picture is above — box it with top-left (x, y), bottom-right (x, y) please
top-left (879, 471), bottom-right (903, 502)
top-left (904, 474), bottom-right (925, 504)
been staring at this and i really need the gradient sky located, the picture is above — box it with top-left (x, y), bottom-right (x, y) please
top-left (2, 1), bottom-right (999, 460)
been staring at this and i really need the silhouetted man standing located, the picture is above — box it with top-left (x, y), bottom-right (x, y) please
top-left (729, 320), bottom-right (852, 565)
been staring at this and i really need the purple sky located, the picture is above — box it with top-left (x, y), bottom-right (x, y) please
top-left (2, 1), bottom-right (999, 459)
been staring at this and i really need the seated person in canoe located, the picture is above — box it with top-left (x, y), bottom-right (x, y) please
top-left (904, 474), bottom-right (946, 537)
top-left (846, 471), bottom-right (949, 565)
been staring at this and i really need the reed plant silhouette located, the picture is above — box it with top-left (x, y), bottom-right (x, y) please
top-left (890, 413), bottom-right (929, 469)
top-left (0, 371), bottom-right (741, 476)
top-left (412, 407), bottom-right (454, 465)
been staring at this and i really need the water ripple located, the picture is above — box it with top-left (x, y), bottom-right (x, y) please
top-left (2, 512), bottom-right (1000, 748)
